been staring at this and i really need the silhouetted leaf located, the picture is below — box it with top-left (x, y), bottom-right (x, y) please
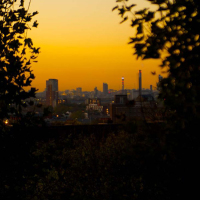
top-left (32, 20), bottom-right (38, 28)
top-left (112, 6), bottom-right (118, 11)
top-left (126, 4), bottom-right (136, 11)
top-left (120, 16), bottom-right (128, 24)
top-left (24, 38), bottom-right (33, 47)
top-left (128, 36), bottom-right (144, 44)
top-left (118, 7), bottom-right (126, 17)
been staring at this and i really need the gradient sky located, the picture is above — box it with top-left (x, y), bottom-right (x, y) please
top-left (26, 0), bottom-right (164, 92)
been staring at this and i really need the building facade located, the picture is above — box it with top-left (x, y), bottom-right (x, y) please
top-left (110, 94), bottom-right (161, 123)
top-left (103, 83), bottom-right (108, 95)
top-left (46, 79), bottom-right (58, 107)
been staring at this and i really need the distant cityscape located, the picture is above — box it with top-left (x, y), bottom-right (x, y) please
top-left (37, 70), bottom-right (163, 108)
top-left (14, 71), bottom-right (161, 125)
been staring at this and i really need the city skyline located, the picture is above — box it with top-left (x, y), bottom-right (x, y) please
top-left (40, 78), bottom-right (159, 93)
top-left (41, 71), bottom-right (161, 93)
top-left (26, 0), bottom-right (165, 92)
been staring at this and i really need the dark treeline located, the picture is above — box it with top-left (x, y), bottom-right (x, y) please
top-left (1, 121), bottom-right (199, 200)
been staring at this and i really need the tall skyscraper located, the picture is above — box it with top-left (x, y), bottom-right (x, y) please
top-left (150, 85), bottom-right (153, 93)
top-left (46, 79), bottom-right (58, 107)
top-left (76, 87), bottom-right (82, 96)
top-left (139, 70), bottom-right (142, 97)
top-left (103, 83), bottom-right (108, 95)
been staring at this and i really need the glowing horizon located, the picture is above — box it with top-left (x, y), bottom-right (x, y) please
top-left (24, 0), bottom-right (165, 92)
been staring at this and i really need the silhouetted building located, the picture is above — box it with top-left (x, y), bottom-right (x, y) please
top-left (76, 87), bottom-right (82, 96)
top-left (139, 70), bottom-right (142, 97)
top-left (58, 99), bottom-right (68, 105)
top-left (85, 98), bottom-right (101, 105)
top-left (157, 75), bottom-right (163, 90)
top-left (86, 98), bottom-right (103, 113)
top-left (110, 94), bottom-right (159, 123)
top-left (150, 85), bottom-right (153, 93)
top-left (158, 74), bottom-right (163, 82)
top-left (114, 94), bottom-right (128, 104)
top-left (103, 83), bottom-right (108, 95)
top-left (135, 94), bottom-right (154, 102)
top-left (94, 87), bottom-right (98, 98)
top-left (46, 79), bottom-right (58, 107)
top-left (110, 94), bottom-right (128, 123)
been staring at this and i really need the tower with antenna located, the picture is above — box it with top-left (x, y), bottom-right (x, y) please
top-left (122, 77), bottom-right (124, 91)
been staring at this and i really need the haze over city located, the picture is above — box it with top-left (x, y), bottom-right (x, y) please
top-left (27, 0), bottom-right (164, 92)
top-left (1, 1), bottom-right (199, 199)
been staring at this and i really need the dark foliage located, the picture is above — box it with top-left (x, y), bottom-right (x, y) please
top-left (0, 0), bottom-right (39, 119)
top-left (113, 0), bottom-right (200, 128)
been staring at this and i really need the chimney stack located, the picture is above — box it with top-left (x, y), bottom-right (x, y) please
top-left (139, 70), bottom-right (142, 97)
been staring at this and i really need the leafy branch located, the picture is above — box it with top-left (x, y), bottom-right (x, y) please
top-left (0, 0), bottom-right (40, 118)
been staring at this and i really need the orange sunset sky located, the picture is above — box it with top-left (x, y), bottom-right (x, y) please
top-left (26, 0), bottom-right (164, 92)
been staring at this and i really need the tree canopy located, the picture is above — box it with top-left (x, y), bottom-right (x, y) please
top-left (113, 0), bottom-right (200, 128)
top-left (0, 0), bottom-right (39, 120)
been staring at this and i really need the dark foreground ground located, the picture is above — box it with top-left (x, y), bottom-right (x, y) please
top-left (1, 122), bottom-right (199, 200)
